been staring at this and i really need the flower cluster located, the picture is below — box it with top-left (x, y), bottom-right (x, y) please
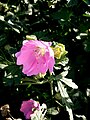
top-left (15, 37), bottom-right (68, 120)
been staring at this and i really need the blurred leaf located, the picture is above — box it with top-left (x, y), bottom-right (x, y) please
top-left (0, 64), bottom-right (8, 69)
top-left (0, 15), bottom-right (4, 21)
top-left (5, 64), bottom-right (20, 76)
top-left (34, 31), bottom-right (48, 40)
top-left (83, 13), bottom-right (90, 17)
top-left (67, 0), bottom-right (78, 7)
top-left (0, 34), bottom-right (7, 46)
top-left (3, 78), bottom-right (14, 86)
top-left (52, 7), bottom-right (72, 21)
top-left (83, 39), bottom-right (90, 52)
top-left (12, 27), bottom-right (20, 33)
top-left (82, 0), bottom-right (90, 5)
top-left (3, 77), bottom-right (21, 86)
top-left (79, 23), bottom-right (90, 32)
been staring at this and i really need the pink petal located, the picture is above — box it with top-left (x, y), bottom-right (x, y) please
top-left (20, 101), bottom-right (32, 114)
top-left (26, 61), bottom-right (41, 76)
top-left (36, 57), bottom-right (48, 74)
top-left (48, 57), bottom-right (55, 73)
top-left (22, 56), bottom-right (36, 75)
top-left (25, 111), bottom-right (33, 119)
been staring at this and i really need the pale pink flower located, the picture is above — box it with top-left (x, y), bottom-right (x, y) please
top-left (15, 40), bottom-right (55, 76)
top-left (20, 99), bottom-right (40, 119)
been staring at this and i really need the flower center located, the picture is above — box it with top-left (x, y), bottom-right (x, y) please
top-left (34, 47), bottom-right (45, 59)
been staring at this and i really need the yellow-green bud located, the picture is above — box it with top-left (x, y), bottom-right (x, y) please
top-left (52, 43), bottom-right (68, 59)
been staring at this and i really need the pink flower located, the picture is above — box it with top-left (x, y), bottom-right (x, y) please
top-left (20, 99), bottom-right (40, 119)
top-left (15, 40), bottom-right (55, 76)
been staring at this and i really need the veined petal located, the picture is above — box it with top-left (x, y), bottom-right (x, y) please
top-left (25, 60), bottom-right (39, 76)
top-left (48, 57), bottom-right (55, 73)
top-left (22, 56), bottom-right (36, 75)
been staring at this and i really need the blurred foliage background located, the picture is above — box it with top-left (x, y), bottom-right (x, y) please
top-left (0, 0), bottom-right (90, 120)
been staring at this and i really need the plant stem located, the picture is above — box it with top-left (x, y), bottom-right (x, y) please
top-left (8, 112), bottom-right (15, 120)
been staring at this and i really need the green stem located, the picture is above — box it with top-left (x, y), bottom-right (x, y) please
top-left (50, 81), bottom-right (53, 96)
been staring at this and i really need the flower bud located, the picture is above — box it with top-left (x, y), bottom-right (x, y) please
top-left (26, 35), bottom-right (37, 40)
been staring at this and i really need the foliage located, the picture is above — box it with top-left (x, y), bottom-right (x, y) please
top-left (0, 0), bottom-right (90, 120)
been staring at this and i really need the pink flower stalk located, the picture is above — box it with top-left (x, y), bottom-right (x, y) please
top-left (15, 40), bottom-right (55, 76)
top-left (20, 99), bottom-right (40, 119)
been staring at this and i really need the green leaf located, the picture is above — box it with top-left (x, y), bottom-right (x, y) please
top-left (59, 57), bottom-right (69, 66)
top-left (67, 0), bottom-right (78, 7)
top-left (0, 34), bottom-right (7, 46)
top-left (0, 15), bottom-right (4, 21)
top-left (82, 0), bottom-right (90, 5)
top-left (12, 27), bottom-right (20, 33)
top-left (75, 114), bottom-right (87, 120)
top-left (83, 39), bottom-right (90, 52)
top-left (79, 23), bottom-right (90, 32)
top-left (47, 107), bottom-right (59, 115)
top-left (66, 106), bottom-right (74, 120)
top-left (83, 13), bottom-right (90, 17)
top-left (5, 64), bottom-right (20, 76)
top-left (57, 81), bottom-right (73, 105)
top-left (0, 64), bottom-right (8, 69)
top-left (57, 81), bottom-right (74, 120)
top-left (52, 7), bottom-right (72, 21)
top-left (34, 31), bottom-right (48, 40)
top-left (60, 78), bottom-right (78, 89)
top-left (61, 71), bottom-right (68, 77)
top-left (3, 78), bottom-right (14, 86)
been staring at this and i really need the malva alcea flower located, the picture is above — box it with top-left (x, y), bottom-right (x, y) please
top-left (15, 40), bottom-right (55, 76)
top-left (20, 99), bottom-right (40, 119)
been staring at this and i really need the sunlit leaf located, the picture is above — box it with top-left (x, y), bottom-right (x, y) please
top-left (57, 81), bottom-right (74, 120)
top-left (57, 81), bottom-right (73, 104)
top-left (0, 15), bottom-right (4, 21)
top-left (47, 107), bottom-right (59, 115)
top-left (59, 57), bottom-right (69, 66)
top-left (66, 106), bottom-right (74, 120)
top-left (12, 27), bottom-right (20, 33)
top-left (0, 64), bottom-right (8, 69)
top-left (60, 78), bottom-right (78, 89)
top-left (75, 114), bottom-right (87, 120)
top-left (61, 71), bottom-right (68, 77)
